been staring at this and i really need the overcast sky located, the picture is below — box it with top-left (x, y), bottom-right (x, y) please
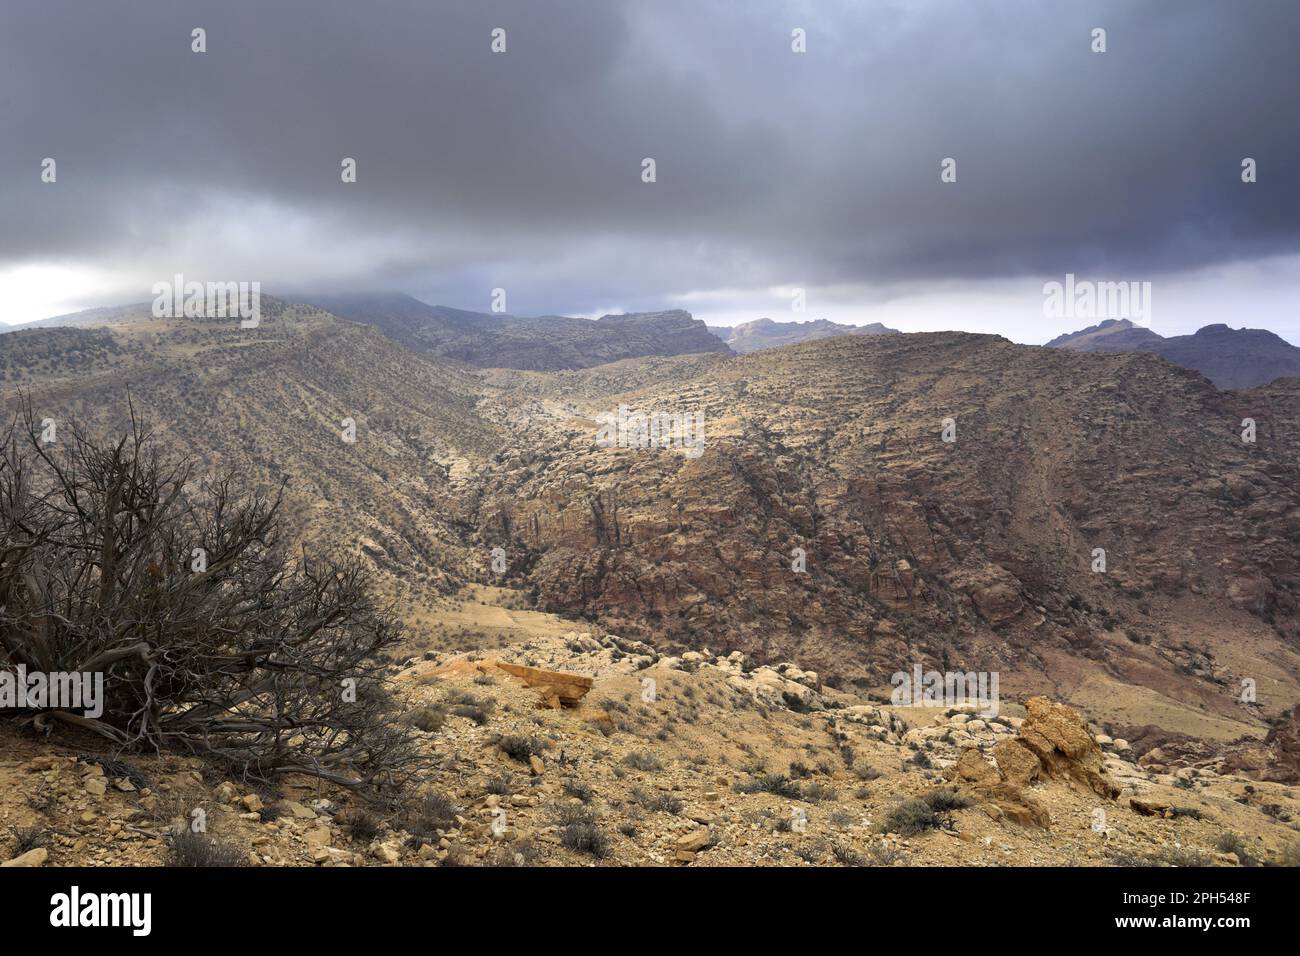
top-left (2, 0), bottom-right (1298, 342)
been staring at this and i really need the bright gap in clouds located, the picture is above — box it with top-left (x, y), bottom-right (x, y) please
top-left (6, 253), bottom-right (1300, 347)
top-left (0, 263), bottom-right (140, 325)
top-left (678, 254), bottom-right (1300, 346)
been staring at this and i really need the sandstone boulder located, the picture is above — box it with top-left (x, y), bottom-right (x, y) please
top-left (1017, 697), bottom-right (1118, 798)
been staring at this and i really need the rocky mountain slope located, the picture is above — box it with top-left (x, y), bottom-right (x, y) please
top-left (8, 308), bottom-right (1300, 740)
top-left (711, 317), bottom-right (899, 353)
top-left (309, 293), bottom-right (731, 370)
top-left (0, 300), bottom-right (504, 598)
top-left (3, 597), bottom-right (1297, 868)
top-left (1047, 319), bottom-right (1300, 389)
top-left (473, 331), bottom-right (1300, 740)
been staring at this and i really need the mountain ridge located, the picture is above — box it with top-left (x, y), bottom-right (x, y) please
top-left (305, 293), bottom-right (732, 370)
top-left (710, 316), bottom-right (899, 353)
top-left (1047, 319), bottom-right (1300, 389)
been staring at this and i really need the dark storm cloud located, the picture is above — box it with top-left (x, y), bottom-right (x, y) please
top-left (1, 0), bottom-right (1298, 317)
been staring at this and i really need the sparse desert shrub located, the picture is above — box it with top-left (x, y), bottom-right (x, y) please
top-left (1215, 832), bottom-right (1259, 867)
top-left (867, 840), bottom-right (903, 865)
top-left (831, 841), bottom-right (866, 866)
top-left (338, 808), bottom-right (383, 843)
top-left (1155, 846), bottom-right (1217, 867)
top-left (1110, 846), bottom-right (1216, 867)
top-left (879, 798), bottom-right (945, 837)
top-left (735, 773), bottom-right (802, 799)
top-left (793, 840), bottom-right (826, 864)
top-left (406, 706), bottom-right (446, 733)
top-left (631, 785), bottom-right (682, 815)
top-left (25, 792), bottom-right (56, 816)
top-left (1260, 802), bottom-right (1291, 822)
top-left (830, 808), bottom-right (855, 827)
top-left (485, 775), bottom-right (514, 796)
top-left (81, 756), bottom-right (150, 791)
top-left (922, 789), bottom-right (972, 813)
top-left (449, 703), bottom-right (491, 726)
top-left (622, 750), bottom-right (663, 772)
top-left (563, 779), bottom-right (594, 804)
top-left (0, 408), bottom-right (422, 794)
top-left (802, 782), bottom-right (837, 803)
top-left (404, 791), bottom-right (458, 846)
top-left (8, 825), bottom-right (49, 856)
top-left (165, 830), bottom-right (245, 867)
top-left (556, 806), bottom-right (611, 859)
top-left (496, 735), bottom-right (546, 763)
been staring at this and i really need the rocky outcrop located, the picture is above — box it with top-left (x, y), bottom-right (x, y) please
top-left (948, 747), bottom-right (1051, 828)
top-left (945, 698), bottom-right (1118, 827)
top-left (1260, 705), bottom-right (1300, 783)
top-left (1016, 697), bottom-right (1119, 798)
top-left (492, 661), bottom-right (593, 709)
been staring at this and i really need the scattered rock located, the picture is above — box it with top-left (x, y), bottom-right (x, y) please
top-left (1129, 798), bottom-right (1171, 817)
top-left (675, 830), bottom-right (712, 854)
top-left (1, 848), bottom-right (48, 867)
top-left (373, 842), bottom-right (401, 864)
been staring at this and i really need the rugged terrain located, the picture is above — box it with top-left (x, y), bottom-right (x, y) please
top-left (3, 594), bottom-right (1298, 868)
top-left (2, 299), bottom-right (1299, 866)
top-left (475, 332), bottom-right (1300, 742)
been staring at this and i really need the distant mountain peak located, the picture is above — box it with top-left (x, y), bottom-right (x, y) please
top-left (712, 317), bottom-right (900, 354)
top-left (1047, 318), bottom-right (1300, 388)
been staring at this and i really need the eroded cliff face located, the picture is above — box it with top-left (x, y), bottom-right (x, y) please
top-left (475, 332), bottom-right (1300, 698)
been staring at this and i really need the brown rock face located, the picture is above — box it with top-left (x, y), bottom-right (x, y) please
top-left (992, 738), bottom-right (1042, 788)
top-left (492, 661), bottom-right (594, 709)
top-left (1260, 704), bottom-right (1300, 783)
top-left (477, 332), bottom-right (1300, 691)
top-left (1017, 697), bottom-right (1118, 799)
top-left (948, 747), bottom-right (1050, 828)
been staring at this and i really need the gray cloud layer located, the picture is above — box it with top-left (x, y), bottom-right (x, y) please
top-left (1, 0), bottom-right (1298, 322)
